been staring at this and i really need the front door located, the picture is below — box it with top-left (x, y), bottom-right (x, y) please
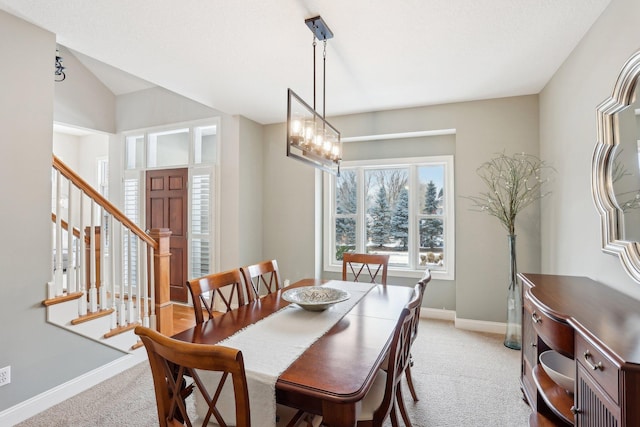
top-left (146, 168), bottom-right (189, 302)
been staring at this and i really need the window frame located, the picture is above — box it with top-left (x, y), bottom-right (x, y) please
top-left (323, 155), bottom-right (455, 280)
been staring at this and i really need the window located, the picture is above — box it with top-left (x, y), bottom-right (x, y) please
top-left (324, 156), bottom-right (454, 279)
top-left (125, 135), bottom-right (144, 170)
top-left (147, 128), bottom-right (189, 168)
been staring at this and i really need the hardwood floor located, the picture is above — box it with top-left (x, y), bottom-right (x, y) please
top-left (171, 303), bottom-right (221, 335)
top-left (172, 303), bottom-right (197, 335)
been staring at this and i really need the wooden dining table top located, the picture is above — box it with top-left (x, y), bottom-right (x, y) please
top-left (171, 278), bottom-right (415, 427)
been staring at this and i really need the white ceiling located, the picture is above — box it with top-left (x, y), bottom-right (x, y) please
top-left (1, 0), bottom-right (611, 125)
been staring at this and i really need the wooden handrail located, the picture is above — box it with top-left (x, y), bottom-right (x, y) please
top-left (51, 212), bottom-right (87, 243)
top-left (52, 155), bottom-right (157, 249)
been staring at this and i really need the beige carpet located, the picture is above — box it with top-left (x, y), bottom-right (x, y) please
top-left (16, 319), bottom-right (531, 426)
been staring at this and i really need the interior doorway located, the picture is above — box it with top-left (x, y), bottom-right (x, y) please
top-left (146, 168), bottom-right (189, 302)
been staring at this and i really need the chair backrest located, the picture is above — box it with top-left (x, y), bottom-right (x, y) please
top-left (186, 268), bottom-right (249, 324)
top-left (371, 286), bottom-right (421, 424)
top-left (342, 253), bottom-right (390, 285)
top-left (412, 268), bottom-right (431, 342)
top-left (418, 268), bottom-right (432, 288)
top-left (135, 326), bottom-right (251, 427)
top-left (240, 259), bottom-right (281, 301)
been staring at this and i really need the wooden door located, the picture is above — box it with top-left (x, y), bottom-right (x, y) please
top-left (146, 168), bottom-right (188, 302)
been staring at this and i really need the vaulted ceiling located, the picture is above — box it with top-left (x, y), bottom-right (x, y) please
top-left (1, 0), bottom-right (611, 125)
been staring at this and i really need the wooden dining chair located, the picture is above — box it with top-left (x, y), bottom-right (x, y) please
top-left (357, 285), bottom-right (421, 427)
top-left (240, 259), bottom-right (282, 301)
top-left (342, 253), bottom-right (390, 285)
top-left (404, 268), bottom-right (431, 402)
top-left (135, 325), bottom-right (251, 427)
top-left (186, 268), bottom-right (250, 324)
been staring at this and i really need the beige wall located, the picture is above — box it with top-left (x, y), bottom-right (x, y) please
top-left (54, 46), bottom-right (116, 133)
top-left (53, 132), bottom-right (109, 189)
top-left (116, 86), bottom-right (222, 133)
top-left (540, 0), bottom-right (640, 299)
top-left (264, 95), bottom-right (540, 322)
top-left (238, 116), bottom-right (265, 267)
top-left (0, 10), bottom-right (123, 413)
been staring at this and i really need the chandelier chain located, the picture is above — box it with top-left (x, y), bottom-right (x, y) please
top-left (312, 36), bottom-right (317, 111)
top-left (323, 40), bottom-right (327, 119)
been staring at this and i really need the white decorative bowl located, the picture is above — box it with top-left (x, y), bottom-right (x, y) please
top-left (282, 286), bottom-right (350, 311)
top-left (539, 350), bottom-right (575, 393)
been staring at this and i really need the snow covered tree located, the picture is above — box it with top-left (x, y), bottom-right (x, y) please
top-left (368, 185), bottom-right (391, 247)
top-left (391, 187), bottom-right (409, 248)
top-left (420, 180), bottom-right (443, 248)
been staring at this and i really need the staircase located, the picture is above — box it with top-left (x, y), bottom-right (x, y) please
top-left (43, 155), bottom-right (174, 353)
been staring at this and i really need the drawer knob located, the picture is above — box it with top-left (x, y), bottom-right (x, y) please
top-left (571, 406), bottom-right (581, 415)
top-left (531, 311), bottom-right (541, 324)
top-left (584, 350), bottom-right (603, 371)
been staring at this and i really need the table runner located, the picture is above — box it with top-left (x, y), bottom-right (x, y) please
top-left (196, 280), bottom-right (375, 426)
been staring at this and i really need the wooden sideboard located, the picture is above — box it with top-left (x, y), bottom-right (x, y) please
top-left (519, 273), bottom-right (640, 426)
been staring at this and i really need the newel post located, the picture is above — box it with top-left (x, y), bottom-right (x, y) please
top-left (149, 228), bottom-right (173, 335)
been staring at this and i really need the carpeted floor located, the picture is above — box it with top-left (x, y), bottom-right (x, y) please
top-left (16, 319), bottom-right (531, 426)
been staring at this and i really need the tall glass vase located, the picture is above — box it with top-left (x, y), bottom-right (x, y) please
top-left (504, 234), bottom-right (522, 350)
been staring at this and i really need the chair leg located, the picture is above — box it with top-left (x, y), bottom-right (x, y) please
top-left (405, 363), bottom-right (419, 402)
top-left (389, 403), bottom-right (400, 427)
top-left (396, 384), bottom-right (413, 427)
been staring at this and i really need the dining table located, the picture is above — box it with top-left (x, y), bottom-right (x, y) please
top-left (171, 278), bottom-right (415, 427)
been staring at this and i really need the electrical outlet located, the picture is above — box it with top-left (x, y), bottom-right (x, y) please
top-left (0, 366), bottom-right (11, 387)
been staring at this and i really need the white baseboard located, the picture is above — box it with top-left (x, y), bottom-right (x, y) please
top-left (0, 351), bottom-right (147, 426)
top-left (420, 308), bottom-right (507, 335)
top-left (454, 317), bottom-right (507, 335)
top-left (420, 307), bottom-right (456, 321)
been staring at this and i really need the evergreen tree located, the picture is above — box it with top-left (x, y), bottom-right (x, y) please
top-left (420, 181), bottom-right (443, 248)
top-left (369, 185), bottom-right (391, 247)
top-left (424, 180), bottom-right (439, 214)
top-left (391, 187), bottom-right (409, 248)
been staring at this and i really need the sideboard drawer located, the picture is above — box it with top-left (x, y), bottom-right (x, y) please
top-left (576, 334), bottom-right (619, 404)
top-left (525, 294), bottom-right (574, 358)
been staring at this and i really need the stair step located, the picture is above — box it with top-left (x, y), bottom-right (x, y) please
top-left (42, 292), bottom-right (83, 307)
top-left (104, 322), bottom-right (139, 338)
top-left (70, 308), bottom-right (115, 325)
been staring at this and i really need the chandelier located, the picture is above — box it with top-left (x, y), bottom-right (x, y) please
top-left (286, 16), bottom-right (341, 176)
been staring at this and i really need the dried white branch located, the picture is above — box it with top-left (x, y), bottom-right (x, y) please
top-left (463, 152), bottom-right (555, 235)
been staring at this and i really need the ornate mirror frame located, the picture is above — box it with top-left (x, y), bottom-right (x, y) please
top-left (593, 49), bottom-right (640, 282)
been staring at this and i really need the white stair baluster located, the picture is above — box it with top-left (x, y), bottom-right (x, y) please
top-left (127, 229), bottom-right (135, 324)
top-left (89, 200), bottom-right (98, 313)
top-left (149, 246), bottom-right (156, 330)
top-left (119, 223), bottom-right (126, 327)
top-left (78, 191), bottom-right (87, 316)
top-left (67, 181), bottom-right (76, 294)
top-left (141, 241), bottom-right (149, 327)
top-left (54, 170), bottom-right (63, 296)
top-left (99, 207), bottom-right (107, 310)
top-left (136, 237), bottom-right (142, 325)
top-left (109, 216), bottom-right (118, 329)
